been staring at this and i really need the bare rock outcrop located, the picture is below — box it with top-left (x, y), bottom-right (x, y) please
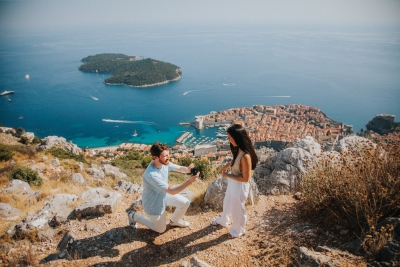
top-left (366, 114), bottom-right (399, 135)
top-left (101, 164), bottom-right (127, 179)
top-left (114, 180), bottom-right (142, 193)
top-left (0, 203), bottom-right (24, 221)
top-left (70, 188), bottom-right (122, 219)
top-left (334, 135), bottom-right (376, 153)
top-left (37, 136), bottom-right (82, 155)
top-left (253, 146), bottom-right (315, 195)
top-left (12, 194), bottom-right (78, 238)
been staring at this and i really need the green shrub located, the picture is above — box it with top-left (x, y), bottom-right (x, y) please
top-left (46, 147), bottom-right (87, 163)
top-left (0, 144), bottom-right (13, 161)
top-left (10, 166), bottom-right (42, 187)
top-left (32, 136), bottom-right (41, 144)
top-left (13, 127), bottom-right (25, 138)
top-left (19, 136), bottom-right (30, 145)
top-left (141, 155), bottom-right (152, 168)
top-left (192, 159), bottom-right (212, 180)
top-left (299, 136), bottom-right (400, 258)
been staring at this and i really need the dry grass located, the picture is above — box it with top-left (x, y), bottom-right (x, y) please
top-left (7, 244), bottom-right (39, 267)
top-left (299, 135), bottom-right (400, 259)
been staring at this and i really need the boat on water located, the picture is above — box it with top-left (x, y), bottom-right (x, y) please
top-left (8, 99), bottom-right (11, 102)
top-left (133, 130), bottom-right (138, 137)
top-left (19, 115), bottom-right (23, 120)
top-left (91, 96), bottom-right (99, 101)
top-left (25, 74), bottom-right (29, 79)
top-left (216, 133), bottom-right (228, 137)
top-left (1, 90), bottom-right (14, 96)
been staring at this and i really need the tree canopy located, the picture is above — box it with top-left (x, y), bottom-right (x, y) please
top-left (78, 53), bottom-right (181, 87)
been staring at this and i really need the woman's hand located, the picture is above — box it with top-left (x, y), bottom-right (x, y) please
top-left (220, 163), bottom-right (230, 174)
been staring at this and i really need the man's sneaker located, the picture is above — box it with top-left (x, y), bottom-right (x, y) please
top-left (127, 211), bottom-right (137, 229)
top-left (170, 219), bottom-right (190, 228)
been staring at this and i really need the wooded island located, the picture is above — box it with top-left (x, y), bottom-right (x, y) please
top-left (78, 53), bottom-right (182, 87)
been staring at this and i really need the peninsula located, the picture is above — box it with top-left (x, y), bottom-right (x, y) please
top-left (78, 53), bottom-right (182, 87)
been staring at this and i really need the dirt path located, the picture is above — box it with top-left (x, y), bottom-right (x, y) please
top-left (21, 194), bottom-right (365, 266)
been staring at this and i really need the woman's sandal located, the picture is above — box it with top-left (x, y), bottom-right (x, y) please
top-left (227, 233), bottom-right (237, 239)
top-left (228, 233), bottom-right (244, 239)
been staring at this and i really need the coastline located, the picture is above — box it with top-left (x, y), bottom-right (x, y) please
top-left (103, 76), bottom-right (181, 88)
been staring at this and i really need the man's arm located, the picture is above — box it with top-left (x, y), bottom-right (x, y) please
top-left (174, 163), bottom-right (194, 174)
top-left (164, 172), bottom-right (199, 195)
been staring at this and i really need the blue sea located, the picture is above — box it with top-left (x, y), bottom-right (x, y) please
top-left (0, 24), bottom-right (399, 148)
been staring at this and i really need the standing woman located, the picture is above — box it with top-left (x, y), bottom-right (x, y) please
top-left (211, 124), bottom-right (258, 238)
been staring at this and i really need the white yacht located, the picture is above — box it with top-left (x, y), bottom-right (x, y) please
top-left (1, 90), bottom-right (14, 96)
top-left (133, 130), bottom-right (138, 136)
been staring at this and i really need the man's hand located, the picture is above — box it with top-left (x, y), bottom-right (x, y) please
top-left (187, 163), bottom-right (194, 174)
top-left (189, 171), bottom-right (199, 183)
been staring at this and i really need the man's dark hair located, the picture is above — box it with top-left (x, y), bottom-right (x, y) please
top-left (150, 142), bottom-right (169, 157)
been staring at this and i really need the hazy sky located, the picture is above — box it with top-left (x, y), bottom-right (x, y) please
top-left (1, 0), bottom-right (400, 32)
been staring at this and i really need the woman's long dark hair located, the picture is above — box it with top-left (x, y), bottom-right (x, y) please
top-left (227, 124), bottom-right (258, 170)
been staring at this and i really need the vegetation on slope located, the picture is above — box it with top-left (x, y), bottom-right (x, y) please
top-left (78, 53), bottom-right (181, 87)
top-left (299, 135), bottom-right (400, 259)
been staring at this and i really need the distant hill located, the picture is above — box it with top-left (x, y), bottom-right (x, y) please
top-left (78, 53), bottom-right (182, 87)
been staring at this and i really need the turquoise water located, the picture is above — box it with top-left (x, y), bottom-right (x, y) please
top-left (0, 24), bottom-right (399, 148)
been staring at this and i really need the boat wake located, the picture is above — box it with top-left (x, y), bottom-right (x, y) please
top-left (102, 119), bottom-right (155, 125)
top-left (223, 83), bottom-right (235, 86)
top-left (183, 89), bottom-right (203, 95)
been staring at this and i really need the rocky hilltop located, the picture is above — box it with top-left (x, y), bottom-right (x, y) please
top-left (0, 133), bottom-right (399, 266)
top-left (366, 114), bottom-right (400, 135)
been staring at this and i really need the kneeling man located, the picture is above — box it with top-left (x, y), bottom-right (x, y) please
top-left (128, 142), bottom-right (199, 233)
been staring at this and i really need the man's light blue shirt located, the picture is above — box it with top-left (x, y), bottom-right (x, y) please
top-left (142, 161), bottom-right (179, 215)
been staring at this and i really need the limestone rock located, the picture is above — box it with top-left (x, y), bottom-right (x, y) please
top-left (101, 164), bottom-right (127, 179)
top-left (71, 188), bottom-right (121, 219)
top-left (253, 144), bottom-right (315, 195)
top-left (71, 195), bottom-right (121, 219)
top-left (13, 194), bottom-right (78, 237)
top-left (71, 173), bottom-right (86, 184)
top-left (50, 157), bottom-right (60, 167)
top-left (37, 136), bottom-right (82, 155)
top-left (85, 167), bottom-right (105, 178)
top-left (297, 246), bottom-right (340, 267)
top-left (291, 136), bottom-right (321, 156)
top-left (366, 114), bottom-right (398, 135)
top-left (203, 177), bottom-right (259, 210)
top-left (334, 135), bottom-right (375, 153)
top-left (2, 179), bottom-right (37, 198)
top-left (0, 203), bottom-right (24, 221)
top-left (114, 180), bottom-right (142, 193)
top-left (79, 187), bottom-right (109, 201)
